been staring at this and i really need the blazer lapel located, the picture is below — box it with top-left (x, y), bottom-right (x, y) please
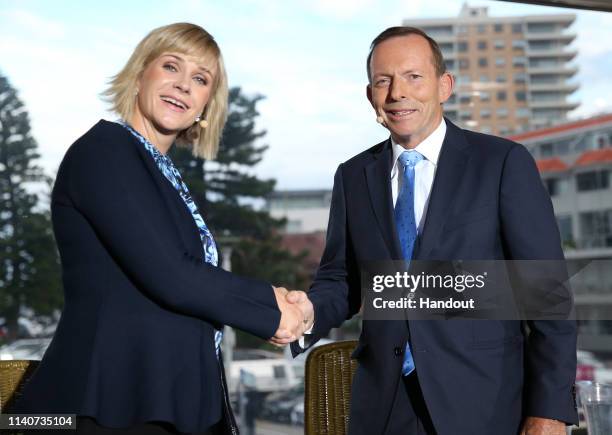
top-left (417, 121), bottom-right (471, 259)
top-left (126, 131), bottom-right (204, 256)
top-left (365, 140), bottom-right (403, 259)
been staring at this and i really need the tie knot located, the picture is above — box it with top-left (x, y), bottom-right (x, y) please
top-left (398, 150), bottom-right (424, 168)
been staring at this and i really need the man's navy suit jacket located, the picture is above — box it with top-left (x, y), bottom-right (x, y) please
top-left (294, 119), bottom-right (578, 435)
top-left (13, 120), bottom-right (281, 433)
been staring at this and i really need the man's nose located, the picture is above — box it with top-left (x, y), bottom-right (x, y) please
top-left (388, 77), bottom-right (407, 101)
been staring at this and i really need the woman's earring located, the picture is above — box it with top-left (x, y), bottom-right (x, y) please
top-left (195, 116), bottom-right (208, 128)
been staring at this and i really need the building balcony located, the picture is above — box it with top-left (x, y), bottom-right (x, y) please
top-left (530, 99), bottom-right (579, 110)
top-left (528, 65), bottom-right (578, 76)
top-left (525, 32), bottom-right (576, 43)
top-left (529, 82), bottom-right (579, 93)
top-left (526, 48), bottom-right (578, 60)
top-left (430, 33), bottom-right (456, 43)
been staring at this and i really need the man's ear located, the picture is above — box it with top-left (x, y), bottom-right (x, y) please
top-left (366, 84), bottom-right (375, 109)
top-left (438, 72), bottom-right (454, 103)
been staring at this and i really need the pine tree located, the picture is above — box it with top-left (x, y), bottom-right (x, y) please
top-left (171, 87), bottom-right (281, 239)
top-left (0, 73), bottom-right (61, 340)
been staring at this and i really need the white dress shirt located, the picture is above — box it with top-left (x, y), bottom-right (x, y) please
top-left (299, 118), bottom-right (447, 347)
top-left (391, 118), bottom-right (446, 233)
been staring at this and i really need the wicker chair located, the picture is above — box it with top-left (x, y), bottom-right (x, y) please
top-left (304, 340), bottom-right (358, 435)
top-left (0, 360), bottom-right (39, 413)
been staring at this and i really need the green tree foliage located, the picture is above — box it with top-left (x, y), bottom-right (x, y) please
top-left (0, 73), bottom-right (61, 339)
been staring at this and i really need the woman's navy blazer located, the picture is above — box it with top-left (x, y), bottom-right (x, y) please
top-left (13, 120), bottom-right (281, 433)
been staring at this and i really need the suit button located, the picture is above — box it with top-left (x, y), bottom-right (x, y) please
top-left (394, 347), bottom-right (404, 356)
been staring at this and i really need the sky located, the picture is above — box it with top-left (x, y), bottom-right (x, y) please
top-left (1, 0), bottom-right (611, 190)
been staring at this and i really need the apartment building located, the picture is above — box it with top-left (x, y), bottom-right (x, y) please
top-left (510, 113), bottom-right (612, 352)
top-left (266, 189), bottom-right (331, 234)
top-left (405, 4), bottom-right (579, 136)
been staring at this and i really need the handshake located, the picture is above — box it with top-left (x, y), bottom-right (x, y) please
top-left (270, 286), bottom-right (314, 347)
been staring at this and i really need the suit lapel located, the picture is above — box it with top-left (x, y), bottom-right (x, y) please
top-left (365, 140), bottom-right (403, 259)
top-left (126, 130), bottom-right (203, 256)
top-left (416, 121), bottom-right (471, 259)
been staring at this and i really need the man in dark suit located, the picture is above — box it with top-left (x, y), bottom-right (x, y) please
top-left (289, 27), bottom-right (577, 435)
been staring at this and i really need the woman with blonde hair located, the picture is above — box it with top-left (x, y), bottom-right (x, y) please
top-left (13, 22), bottom-right (305, 435)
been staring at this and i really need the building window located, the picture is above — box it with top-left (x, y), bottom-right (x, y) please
top-left (477, 24), bottom-right (486, 34)
top-left (457, 25), bottom-right (468, 35)
top-left (459, 58), bottom-right (470, 70)
top-left (576, 170), bottom-right (610, 192)
top-left (444, 59), bottom-right (455, 70)
top-left (496, 74), bottom-right (507, 83)
top-left (459, 110), bottom-right (472, 121)
top-left (496, 108), bottom-right (509, 118)
top-left (499, 126), bottom-right (511, 136)
top-left (495, 57), bottom-right (506, 67)
top-left (514, 72), bottom-right (528, 84)
top-left (545, 177), bottom-right (569, 196)
top-left (497, 91), bottom-right (507, 101)
top-left (458, 41), bottom-right (468, 52)
top-left (477, 40), bottom-right (487, 50)
top-left (540, 143), bottom-right (553, 157)
top-left (459, 94), bottom-right (471, 104)
top-left (515, 91), bottom-right (527, 101)
top-left (478, 57), bottom-right (488, 67)
top-left (479, 75), bottom-right (490, 83)
top-left (579, 210), bottom-right (612, 248)
top-left (512, 40), bottom-right (527, 50)
top-left (494, 39), bottom-right (505, 49)
top-left (480, 109), bottom-right (491, 118)
top-left (556, 215), bottom-right (574, 247)
top-left (494, 23), bottom-right (503, 33)
top-left (516, 107), bottom-right (530, 118)
top-left (447, 94), bottom-right (456, 104)
top-left (456, 75), bottom-right (471, 86)
top-left (512, 23), bottom-right (523, 34)
top-left (479, 91), bottom-right (491, 102)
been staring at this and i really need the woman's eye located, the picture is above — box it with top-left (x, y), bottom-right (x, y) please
top-left (163, 63), bottom-right (177, 72)
top-left (194, 76), bottom-right (207, 85)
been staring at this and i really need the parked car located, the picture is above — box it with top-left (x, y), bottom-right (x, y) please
top-left (0, 338), bottom-right (52, 360)
top-left (228, 348), bottom-right (300, 394)
top-left (290, 401), bottom-right (304, 426)
top-left (260, 384), bottom-right (304, 424)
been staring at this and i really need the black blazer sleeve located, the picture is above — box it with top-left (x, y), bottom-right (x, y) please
top-left (291, 164), bottom-right (360, 355)
top-left (57, 124), bottom-right (281, 340)
top-left (499, 144), bottom-right (577, 423)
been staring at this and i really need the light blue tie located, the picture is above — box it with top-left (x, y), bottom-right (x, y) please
top-left (394, 150), bottom-right (424, 376)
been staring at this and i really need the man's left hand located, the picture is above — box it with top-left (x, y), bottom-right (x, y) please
top-left (520, 416), bottom-right (566, 435)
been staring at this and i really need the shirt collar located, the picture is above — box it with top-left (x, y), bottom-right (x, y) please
top-left (390, 118), bottom-right (447, 177)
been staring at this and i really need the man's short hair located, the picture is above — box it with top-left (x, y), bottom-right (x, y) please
top-left (367, 26), bottom-right (447, 82)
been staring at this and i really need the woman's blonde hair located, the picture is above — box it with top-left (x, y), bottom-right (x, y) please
top-left (102, 22), bottom-right (228, 160)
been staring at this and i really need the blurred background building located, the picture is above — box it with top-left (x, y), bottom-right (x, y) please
top-left (510, 113), bottom-right (612, 356)
top-left (405, 3), bottom-right (579, 136)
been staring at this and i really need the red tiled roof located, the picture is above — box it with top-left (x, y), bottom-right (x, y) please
top-left (536, 158), bottom-right (568, 173)
top-left (509, 113), bottom-right (612, 142)
top-left (575, 148), bottom-right (612, 167)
